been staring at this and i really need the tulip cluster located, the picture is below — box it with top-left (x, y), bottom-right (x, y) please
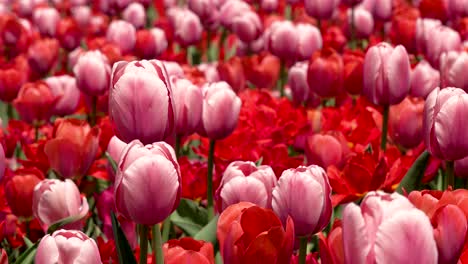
top-left (0, 0), bottom-right (467, 263)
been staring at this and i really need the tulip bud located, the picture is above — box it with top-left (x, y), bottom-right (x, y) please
top-left (425, 26), bottom-right (461, 68)
top-left (389, 97), bottom-right (424, 149)
top-left (33, 179), bottom-right (89, 231)
top-left (45, 75), bottom-right (80, 116)
top-left (171, 77), bottom-right (203, 136)
top-left (215, 161), bottom-right (277, 212)
top-left (343, 49), bottom-right (364, 95)
top-left (296, 23), bottom-right (322, 61)
top-left (115, 140), bottom-right (181, 225)
top-left (219, 0), bottom-right (251, 28)
top-left (363, 42), bottom-right (411, 105)
top-left (217, 202), bottom-right (294, 263)
top-left (135, 28), bottom-right (168, 59)
top-left (440, 51), bottom-right (468, 91)
top-left (5, 168), bottom-right (43, 218)
top-left (163, 238), bottom-right (215, 264)
top-left (231, 11), bottom-right (262, 43)
top-left (305, 0), bottom-right (339, 20)
top-left (307, 48), bottom-right (344, 98)
top-left (109, 60), bottom-right (175, 144)
top-left (305, 133), bottom-right (349, 169)
top-left (272, 165), bottom-right (332, 237)
top-left (45, 118), bottom-right (100, 179)
top-left (415, 18), bottom-right (442, 55)
top-left (106, 20), bottom-right (136, 54)
top-left (343, 191), bottom-right (438, 263)
top-left (73, 50), bottom-right (111, 96)
top-left (188, 0), bottom-right (219, 28)
top-left (71, 6), bottom-right (91, 28)
top-left (13, 81), bottom-right (57, 123)
top-left (198, 81), bottom-right (242, 140)
top-left (163, 61), bottom-right (185, 78)
top-left (266, 21), bottom-right (298, 61)
top-left (35, 230), bottom-right (102, 264)
top-left (423, 87), bottom-right (468, 160)
top-left (288, 62), bottom-right (310, 105)
top-left (261, 0), bottom-right (278, 12)
top-left (362, 0), bottom-right (393, 21)
top-left (167, 8), bottom-right (203, 47)
top-left (33, 7), bottom-right (60, 37)
top-left (318, 220), bottom-right (344, 264)
top-left (348, 7), bottom-right (374, 38)
top-left (122, 3), bottom-right (146, 29)
top-left (410, 60), bottom-right (440, 99)
top-left (217, 57), bottom-right (246, 93)
top-left (56, 18), bottom-right (82, 51)
top-left (27, 38), bottom-right (59, 76)
top-left (0, 55), bottom-right (29, 102)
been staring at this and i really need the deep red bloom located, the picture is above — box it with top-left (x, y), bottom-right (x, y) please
top-left (217, 57), bottom-right (246, 93)
top-left (13, 81), bottom-right (58, 123)
top-left (56, 18), bottom-right (82, 51)
top-left (163, 237), bottom-right (214, 264)
top-left (0, 55), bottom-right (29, 102)
top-left (242, 53), bottom-right (280, 89)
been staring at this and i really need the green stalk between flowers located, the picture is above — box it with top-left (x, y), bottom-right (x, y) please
top-left (445, 160), bottom-right (455, 189)
top-left (298, 236), bottom-right (308, 264)
top-left (207, 139), bottom-right (216, 220)
top-left (380, 105), bottom-right (389, 151)
top-left (139, 225), bottom-right (148, 264)
top-left (277, 62), bottom-right (287, 97)
top-left (152, 225), bottom-right (164, 264)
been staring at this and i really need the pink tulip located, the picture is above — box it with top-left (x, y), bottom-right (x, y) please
top-left (307, 48), bottom-right (344, 98)
top-left (122, 2), bottom-right (146, 29)
top-left (106, 20), bottom-right (136, 54)
top-left (231, 11), bottom-right (262, 43)
top-left (33, 7), bottom-right (60, 37)
top-left (440, 51), bottom-right (468, 92)
top-left (71, 6), bottom-right (91, 28)
top-left (389, 97), bottom-right (424, 149)
top-left (163, 61), bottom-right (184, 78)
top-left (288, 62), bottom-right (310, 105)
top-left (45, 75), bottom-right (80, 116)
top-left (305, 133), bottom-right (349, 169)
top-left (455, 156), bottom-right (468, 178)
top-left (198, 63), bottom-right (220, 83)
top-left (261, 0), bottom-right (278, 12)
top-left (219, 0), bottom-right (251, 28)
top-left (425, 26), bottom-right (461, 68)
top-left (424, 87), bottom-right (468, 160)
top-left (296, 23), bottom-right (322, 61)
top-left (167, 8), bottom-right (203, 47)
top-left (361, 0), bottom-right (392, 21)
top-left (304, 0), bottom-right (339, 20)
top-left (27, 38), bottom-right (60, 76)
top-left (0, 249), bottom-right (6, 264)
top-left (35, 230), bottom-right (101, 264)
top-left (272, 165), bottom-right (332, 237)
top-left (33, 179), bottom-right (89, 231)
top-left (171, 76), bottom-right (203, 136)
top-left (114, 140), bottom-right (181, 225)
top-left (342, 191), bottom-right (438, 264)
top-left (215, 161), bottom-right (277, 212)
top-left (348, 7), bottom-right (374, 38)
top-left (266, 21), bottom-right (298, 61)
top-left (73, 50), bottom-right (111, 96)
top-left (198, 81), bottom-right (242, 140)
top-left (188, 0), bottom-right (219, 28)
top-left (447, 0), bottom-right (468, 17)
top-left (107, 136), bottom-right (128, 163)
top-left (363, 42), bottom-right (411, 105)
top-left (410, 60), bottom-right (440, 99)
top-left (415, 18), bottom-right (442, 55)
top-left (109, 60), bottom-right (175, 144)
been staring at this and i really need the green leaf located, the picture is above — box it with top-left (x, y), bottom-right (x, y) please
top-left (14, 241), bottom-right (38, 264)
top-left (111, 211), bottom-right (137, 264)
top-left (105, 151), bottom-right (118, 173)
top-left (396, 151), bottom-right (430, 194)
top-left (47, 214), bottom-right (85, 234)
top-left (23, 236), bottom-right (34, 248)
top-left (177, 199), bottom-right (208, 226)
top-left (194, 215), bottom-right (219, 244)
top-left (170, 211), bottom-right (204, 237)
top-left (215, 251), bottom-right (223, 264)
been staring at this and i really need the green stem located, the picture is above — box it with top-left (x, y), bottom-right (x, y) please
top-left (277, 62), bottom-right (287, 98)
top-left (350, 7), bottom-right (357, 50)
top-left (285, 4), bottom-right (292, 20)
top-left (445, 160), bottom-right (455, 189)
top-left (34, 121), bottom-right (40, 141)
top-left (7, 103), bottom-right (13, 121)
top-left (139, 225), bottom-right (148, 264)
top-left (152, 225), bottom-right (164, 264)
top-left (220, 28), bottom-right (228, 62)
top-left (299, 236), bottom-right (308, 264)
top-left (175, 135), bottom-right (181, 158)
top-left (380, 105), bottom-right (389, 151)
top-left (206, 30), bottom-right (212, 62)
top-left (89, 96), bottom-right (97, 126)
top-left (161, 218), bottom-right (171, 243)
top-left (207, 139), bottom-right (216, 220)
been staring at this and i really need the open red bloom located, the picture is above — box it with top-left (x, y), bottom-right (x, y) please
top-left (163, 237), bottom-right (214, 264)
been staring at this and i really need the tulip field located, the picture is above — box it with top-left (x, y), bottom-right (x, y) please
top-left (1, 0), bottom-right (468, 263)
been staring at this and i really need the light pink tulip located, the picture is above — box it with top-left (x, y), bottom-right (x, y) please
top-left (45, 75), bottom-right (80, 116)
top-left (288, 62), bottom-right (310, 105)
top-left (415, 18), bottom-right (442, 55)
top-left (188, 0), bottom-right (219, 28)
top-left (198, 63), bottom-right (220, 83)
top-left (440, 51), bottom-right (468, 92)
top-left (33, 7), bottom-right (60, 36)
top-left (266, 21), bottom-right (298, 61)
top-left (425, 26), bottom-right (461, 68)
top-left (71, 6), bottom-right (91, 28)
top-left (109, 60), bottom-right (175, 144)
top-left (361, 0), bottom-right (392, 21)
top-left (35, 230), bottom-right (101, 264)
top-left (73, 50), bottom-right (111, 96)
top-left (215, 161), bottom-right (277, 212)
top-left (106, 20), bottom-right (136, 54)
top-left (219, 0), bottom-right (251, 28)
top-left (261, 0), bottom-right (278, 12)
top-left (163, 61), bottom-right (184, 78)
top-left (296, 23), bottom-right (322, 61)
top-left (231, 11), bottom-right (262, 43)
top-left (423, 87), bottom-right (468, 160)
top-left (342, 191), bottom-right (438, 264)
top-left (348, 7), bottom-right (374, 38)
top-left (122, 2), bottom-right (146, 29)
top-left (197, 81), bottom-right (242, 140)
top-left (107, 136), bottom-right (128, 163)
top-left (33, 179), bottom-right (89, 232)
top-left (363, 42), bottom-right (411, 105)
top-left (115, 140), bottom-right (181, 225)
top-left (410, 60), bottom-right (440, 99)
top-left (171, 77), bottom-right (203, 136)
top-left (272, 165), bottom-right (332, 237)
top-left (167, 8), bottom-right (203, 47)
top-left (447, 0), bottom-right (468, 17)
top-left (304, 0), bottom-right (339, 20)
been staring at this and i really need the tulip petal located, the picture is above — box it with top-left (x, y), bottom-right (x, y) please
top-left (342, 203), bottom-right (371, 264)
top-left (433, 205), bottom-right (467, 264)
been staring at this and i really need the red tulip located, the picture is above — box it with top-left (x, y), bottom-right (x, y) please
top-left (163, 237), bottom-right (215, 264)
top-left (217, 57), bottom-right (246, 93)
top-left (4, 167), bottom-right (44, 218)
top-left (56, 18), bottom-right (82, 51)
top-left (389, 97), bottom-right (424, 149)
top-left (305, 132), bottom-right (350, 169)
top-left (343, 49), bottom-right (364, 95)
top-left (307, 48), bottom-right (344, 98)
top-left (27, 38), bottom-right (59, 76)
top-left (44, 118), bottom-right (100, 179)
top-left (0, 55), bottom-right (29, 102)
top-left (217, 202), bottom-right (295, 264)
top-left (13, 81), bottom-right (58, 123)
top-left (135, 29), bottom-right (168, 59)
top-left (319, 220), bottom-right (344, 264)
